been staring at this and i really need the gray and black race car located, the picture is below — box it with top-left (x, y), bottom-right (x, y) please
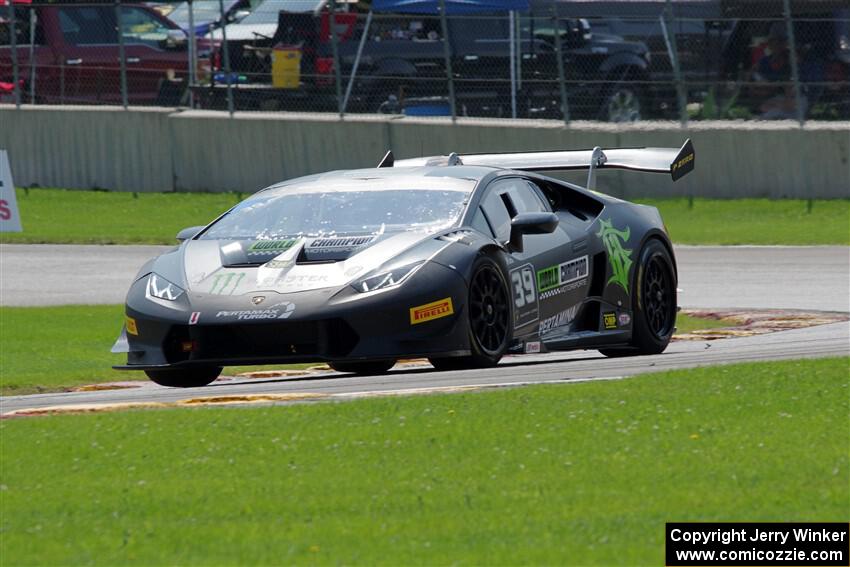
top-left (113, 140), bottom-right (695, 387)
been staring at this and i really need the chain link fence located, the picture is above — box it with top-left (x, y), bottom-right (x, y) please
top-left (2, 0), bottom-right (848, 123)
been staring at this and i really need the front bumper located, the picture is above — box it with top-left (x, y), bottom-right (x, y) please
top-left (115, 262), bottom-right (471, 370)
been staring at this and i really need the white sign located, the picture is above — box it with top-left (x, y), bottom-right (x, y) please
top-left (0, 150), bottom-right (22, 232)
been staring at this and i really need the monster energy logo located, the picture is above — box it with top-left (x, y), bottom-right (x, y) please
top-left (209, 272), bottom-right (246, 295)
top-left (597, 218), bottom-right (632, 293)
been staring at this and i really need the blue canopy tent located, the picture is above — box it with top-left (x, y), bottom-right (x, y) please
top-left (372, 0), bottom-right (528, 14)
top-left (341, 0), bottom-right (529, 117)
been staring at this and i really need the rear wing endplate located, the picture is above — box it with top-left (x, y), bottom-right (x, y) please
top-left (388, 139), bottom-right (695, 185)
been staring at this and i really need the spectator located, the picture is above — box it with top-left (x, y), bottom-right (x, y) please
top-left (751, 21), bottom-right (806, 119)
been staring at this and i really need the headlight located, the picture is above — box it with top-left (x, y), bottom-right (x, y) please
top-left (352, 261), bottom-right (424, 293)
top-left (146, 273), bottom-right (185, 301)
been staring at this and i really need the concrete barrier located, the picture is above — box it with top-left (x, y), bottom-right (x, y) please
top-left (2, 105), bottom-right (848, 198)
top-left (0, 105), bottom-right (175, 193)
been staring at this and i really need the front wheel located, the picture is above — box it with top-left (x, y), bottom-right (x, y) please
top-left (600, 239), bottom-right (676, 357)
top-left (429, 254), bottom-right (512, 370)
top-left (145, 366), bottom-right (222, 388)
top-left (600, 83), bottom-right (644, 123)
top-left (328, 360), bottom-right (396, 375)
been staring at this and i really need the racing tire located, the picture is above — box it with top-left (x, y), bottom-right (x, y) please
top-left (429, 253), bottom-right (512, 370)
top-left (600, 239), bottom-right (676, 357)
top-left (328, 360), bottom-right (396, 375)
top-left (145, 366), bottom-right (222, 388)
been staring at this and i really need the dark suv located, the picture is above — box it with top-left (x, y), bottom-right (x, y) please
top-left (205, 7), bottom-right (652, 120)
top-left (343, 15), bottom-right (653, 121)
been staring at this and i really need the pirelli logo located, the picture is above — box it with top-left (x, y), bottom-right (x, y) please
top-left (410, 297), bottom-right (454, 325)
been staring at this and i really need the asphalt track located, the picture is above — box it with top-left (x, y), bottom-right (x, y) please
top-left (0, 244), bottom-right (848, 415)
top-left (2, 244), bottom-right (848, 312)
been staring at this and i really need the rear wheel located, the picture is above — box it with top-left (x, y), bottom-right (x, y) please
top-left (328, 360), bottom-right (396, 375)
top-left (145, 366), bottom-right (222, 388)
top-left (429, 254), bottom-right (511, 370)
top-left (600, 239), bottom-right (676, 357)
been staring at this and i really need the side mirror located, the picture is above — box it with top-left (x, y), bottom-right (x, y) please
top-left (176, 225), bottom-right (205, 242)
top-left (508, 212), bottom-right (558, 253)
top-left (229, 9), bottom-right (250, 22)
top-left (164, 29), bottom-right (188, 49)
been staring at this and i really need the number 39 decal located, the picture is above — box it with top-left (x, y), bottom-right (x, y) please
top-left (512, 267), bottom-right (536, 308)
top-left (510, 264), bottom-right (539, 328)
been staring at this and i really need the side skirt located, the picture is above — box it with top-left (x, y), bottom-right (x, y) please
top-left (542, 329), bottom-right (631, 351)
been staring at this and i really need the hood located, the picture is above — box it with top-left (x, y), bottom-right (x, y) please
top-left (216, 234), bottom-right (381, 266)
top-left (178, 231), bottom-right (448, 297)
top-left (206, 23), bottom-right (278, 41)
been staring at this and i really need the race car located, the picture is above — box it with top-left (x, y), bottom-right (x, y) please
top-left (113, 140), bottom-right (695, 387)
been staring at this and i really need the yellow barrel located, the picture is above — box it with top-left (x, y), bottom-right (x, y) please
top-left (272, 47), bottom-right (302, 89)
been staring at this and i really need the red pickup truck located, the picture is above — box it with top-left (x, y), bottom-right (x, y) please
top-left (1, 2), bottom-right (195, 104)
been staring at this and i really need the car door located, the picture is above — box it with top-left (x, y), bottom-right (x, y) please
top-left (118, 6), bottom-right (188, 103)
top-left (54, 5), bottom-right (122, 103)
top-left (476, 176), bottom-right (589, 338)
top-left (0, 6), bottom-right (59, 103)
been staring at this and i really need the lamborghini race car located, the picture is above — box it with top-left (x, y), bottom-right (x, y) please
top-left (113, 140), bottom-right (695, 387)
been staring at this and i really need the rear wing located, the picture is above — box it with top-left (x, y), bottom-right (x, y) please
top-left (386, 139), bottom-right (695, 189)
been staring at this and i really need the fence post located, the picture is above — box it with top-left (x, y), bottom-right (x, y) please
top-left (329, 0), bottom-right (344, 118)
top-left (342, 10), bottom-right (372, 113)
top-left (115, 0), bottom-right (128, 108)
top-left (551, 8), bottom-right (569, 125)
top-left (187, 0), bottom-right (196, 108)
top-left (8, 0), bottom-right (20, 108)
top-left (509, 11), bottom-right (516, 119)
top-left (217, 0), bottom-right (234, 116)
top-left (515, 13), bottom-right (521, 95)
top-left (661, 0), bottom-right (687, 126)
top-left (782, 0), bottom-right (805, 126)
top-left (439, 0), bottom-right (457, 122)
top-left (26, 7), bottom-right (35, 103)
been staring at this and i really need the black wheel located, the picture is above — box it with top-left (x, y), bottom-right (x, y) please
top-left (328, 360), bottom-right (396, 375)
top-left (375, 94), bottom-right (402, 114)
top-left (429, 254), bottom-right (512, 370)
top-left (155, 79), bottom-right (186, 107)
top-left (599, 70), bottom-right (645, 122)
top-left (145, 367), bottom-right (222, 388)
top-left (600, 239), bottom-right (676, 357)
top-left (370, 77), bottom-right (408, 114)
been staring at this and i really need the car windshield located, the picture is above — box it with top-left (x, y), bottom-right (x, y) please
top-left (240, 0), bottom-right (321, 25)
top-left (201, 186), bottom-right (472, 240)
top-left (168, 1), bottom-right (226, 26)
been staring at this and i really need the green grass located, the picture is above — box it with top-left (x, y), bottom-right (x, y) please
top-left (675, 312), bottom-right (735, 334)
top-left (1, 358), bottom-right (847, 565)
top-left (0, 305), bottom-right (135, 394)
top-left (1, 189), bottom-right (848, 245)
top-left (0, 306), bottom-right (318, 395)
top-left (638, 198), bottom-right (850, 245)
top-left (0, 188), bottom-right (243, 245)
top-left (0, 306), bottom-right (736, 395)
